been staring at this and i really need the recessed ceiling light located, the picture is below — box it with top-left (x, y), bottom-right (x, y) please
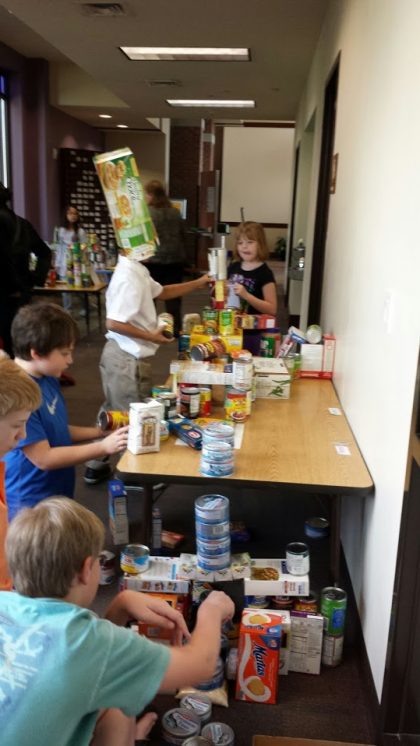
top-left (120, 47), bottom-right (250, 61)
top-left (99, 114), bottom-right (112, 119)
top-left (166, 99), bottom-right (255, 108)
top-left (117, 124), bottom-right (128, 128)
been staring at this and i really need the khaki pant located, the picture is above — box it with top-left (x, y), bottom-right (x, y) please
top-left (99, 339), bottom-right (153, 412)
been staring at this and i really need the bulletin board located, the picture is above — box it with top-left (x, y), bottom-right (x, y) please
top-left (59, 148), bottom-right (115, 249)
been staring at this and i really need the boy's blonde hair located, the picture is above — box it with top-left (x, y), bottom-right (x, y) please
top-left (233, 221), bottom-right (269, 262)
top-left (6, 498), bottom-right (105, 598)
top-left (0, 358), bottom-right (41, 418)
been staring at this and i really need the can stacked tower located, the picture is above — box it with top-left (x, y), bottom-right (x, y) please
top-left (195, 495), bottom-right (231, 571)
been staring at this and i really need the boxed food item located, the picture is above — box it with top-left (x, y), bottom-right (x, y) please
top-left (244, 559), bottom-right (309, 596)
top-left (289, 611), bottom-right (324, 674)
top-left (177, 553), bottom-right (251, 583)
top-left (190, 326), bottom-right (243, 355)
top-left (121, 556), bottom-right (190, 593)
top-left (137, 592), bottom-right (190, 641)
top-left (235, 608), bottom-right (283, 704)
top-left (252, 357), bottom-right (291, 399)
top-left (275, 610), bottom-right (291, 675)
top-left (300, 335), bottom-right (336, 379)
top-left (127, 400), bottom-right (161, 454)
top-left (108, 479), bottom-right (129, 545)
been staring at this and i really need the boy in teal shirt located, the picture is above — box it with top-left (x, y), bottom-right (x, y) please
top-left (1, 497), bottom-right (234, 745)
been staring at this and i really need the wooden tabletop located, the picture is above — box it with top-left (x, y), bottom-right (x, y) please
top-left (34, 282), bottom-right (107, 293)
top-left (118, 379), bottom-right (374, 495)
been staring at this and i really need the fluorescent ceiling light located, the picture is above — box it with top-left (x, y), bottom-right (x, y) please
top-left (167, 99), bottom-right (255, 108)
top-left (117, 124), bottom-right (128, 128)
top-left (120, 47), bottom-right (250, 61)
top-left (99, 113), bottom-right (112, 118)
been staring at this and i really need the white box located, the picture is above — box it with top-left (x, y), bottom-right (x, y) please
top-left (127, 400), bottom-right (161, 454)
top-left (289, 612), bottom-right (324, 674)
top-left (300, 335), bottom-right (336, 379)
top-left (244, 559), bottom-right (309, 596)
top-left (177, 553), bottom-right (251, 583)
top-left (252, 357), bottom-right (291, 399)
top-left (252, 357), bottom-right (289, 374)
top-left (122, 556), bottom-right (190, 594)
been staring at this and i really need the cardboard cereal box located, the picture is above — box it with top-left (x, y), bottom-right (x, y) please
top-left (235, 608), bottom-right (283, 704)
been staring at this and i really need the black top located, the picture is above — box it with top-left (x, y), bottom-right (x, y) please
top-left (228, 261), bottom-right (275, 314)
top-left (146, 206), bottom-right (186, 265)
top-left (0, 207), bottom-right (51, 296)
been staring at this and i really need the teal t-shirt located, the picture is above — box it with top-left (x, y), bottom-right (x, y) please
top-left (0, 592), bottom-right (170, 746)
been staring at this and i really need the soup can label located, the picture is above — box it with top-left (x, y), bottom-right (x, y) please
top-left (321, 587), bottom-right (347, 636)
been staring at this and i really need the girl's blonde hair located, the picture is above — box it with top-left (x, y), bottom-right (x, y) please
top-left (0, 358), bottom-right (41, 417)
top-left (233, 222), bottom-right (269, 262)
top-left (6, 498), bottom-right (105, 598)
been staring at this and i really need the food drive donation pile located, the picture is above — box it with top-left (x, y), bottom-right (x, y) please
top-left (109, 482), bottom-right (348, 744)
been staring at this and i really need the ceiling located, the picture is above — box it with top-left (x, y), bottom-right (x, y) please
top-left (0, 0), bottom-right (329, 130)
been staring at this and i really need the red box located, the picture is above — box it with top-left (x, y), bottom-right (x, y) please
top-left (235, 609), bottom-right (283, 704)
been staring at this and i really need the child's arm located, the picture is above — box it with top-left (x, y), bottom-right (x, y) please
top-left (21, 427), bottom-right (128, 470)
top-left (158, 273), bottom-right (211, 301)
top-left (233, 280), bottom-right (277, 315)
top-left (104, 590), bottom-right (191, 645)
top-left (106, 319), bottom-right (172, 345)
top-left (159, 591), bottom-right (235, 691)
top-left (68, 425), bottom-right (103, 443)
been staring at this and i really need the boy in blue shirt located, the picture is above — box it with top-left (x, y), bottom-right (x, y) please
top-left (1, 497), bottom-right (234, 745)
top-left (4, 303), bottom-right (129, 520)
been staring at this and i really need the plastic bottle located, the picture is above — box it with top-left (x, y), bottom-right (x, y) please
top-left (152, 505), bottom-right (162, 554)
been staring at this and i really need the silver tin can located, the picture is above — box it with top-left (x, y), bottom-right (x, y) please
top-left (182, 738), bottom-right (212, 746)
top-left (195, 495), bottom-right (230, 524)
top-left (286, 542), bottom-right (310, 575)
top-left (201, 722), bottom-right (235, 746)
top-left (180, 693), bottom-right (212, 725)
top-left (161, 708), bottom-right (200, 745)
top-left (322, 633), bottom-right (344, 667)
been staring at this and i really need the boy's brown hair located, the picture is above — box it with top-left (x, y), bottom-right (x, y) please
top-left (11, 302), bottom-right (79, 360)
top-left (233, 221), bottom-right (269, 262)
top-left (0, 357), bottom-right (41, 417)
top-left (6, 497), bottom-right (105, 598)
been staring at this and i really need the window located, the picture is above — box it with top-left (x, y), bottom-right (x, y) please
top-left (0, 73), bottom-right (10, 187)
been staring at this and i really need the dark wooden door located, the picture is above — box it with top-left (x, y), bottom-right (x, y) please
top-left (379, 350), bottom-right (420, 745)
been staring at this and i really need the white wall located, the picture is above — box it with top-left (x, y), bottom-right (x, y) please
top-left (220, 126), bottom-right (294, 224)
top-left (104, 130), bottom-right (167, 188)
top-left (295, 0), bottom-right (420, 697)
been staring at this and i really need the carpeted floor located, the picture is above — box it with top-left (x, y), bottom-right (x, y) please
top-left (61, 262), bottom-right (378, 745)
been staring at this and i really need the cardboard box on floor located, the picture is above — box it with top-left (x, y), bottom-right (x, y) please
top-left (253, 738), bottom-right (372, 746)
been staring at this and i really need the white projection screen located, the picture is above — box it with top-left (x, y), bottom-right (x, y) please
top-left (220, 126), bottom-right (295, 224)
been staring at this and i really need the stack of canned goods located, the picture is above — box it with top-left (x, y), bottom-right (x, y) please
top-left (200, 424), bottom-right (235, 478)
top-left (321, 586), bottom-right (347, 667)
top-left (179, 694), bottom-right (212, 726)
top-left (195, 494), bottom-right (231, 572)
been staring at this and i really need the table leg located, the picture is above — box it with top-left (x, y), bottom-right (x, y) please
top-left (329, 494), bottom-right (342, 585)
top-left (140, 484), bottom-right (154, 546)
top-left (97, 291), bottom-right (102, 330)
top-left (84, 293), bottom-right (90, 334)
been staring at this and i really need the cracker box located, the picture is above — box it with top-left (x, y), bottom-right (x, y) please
top-left (244, 559), bottom-right (309, 596)
top-left (289, 612), bottom-right (324, 674)
top-left (235, 609), bottom-right (283, 704)
top-left (252, 357), bottom-right (291, 399)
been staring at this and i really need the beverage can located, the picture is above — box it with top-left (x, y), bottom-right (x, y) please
top-left (321, 587), bottom-right (347, 636)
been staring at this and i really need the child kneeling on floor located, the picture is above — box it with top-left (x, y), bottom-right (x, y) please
top-left (1, 497), bottom-right (234, 746)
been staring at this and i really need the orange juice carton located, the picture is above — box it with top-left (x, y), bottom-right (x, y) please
top-left (235, 608), bottom-right (283, 704)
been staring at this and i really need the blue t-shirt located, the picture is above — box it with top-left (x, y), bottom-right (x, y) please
top-left (4, 375), bottom-right (75, 520)
top-left (0, 592), bottom-right (170, 746)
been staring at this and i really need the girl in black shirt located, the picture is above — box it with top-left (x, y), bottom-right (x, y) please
top-left (228, 221), bottom-right (277, 315)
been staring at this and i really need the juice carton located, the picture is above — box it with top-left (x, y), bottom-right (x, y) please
top-left (235, 608), bottom-right (283, 704)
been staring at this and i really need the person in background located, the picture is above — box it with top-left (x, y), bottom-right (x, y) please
top-left (56, 204), bottom-right (87, 310)
top-left (0, 182), bottom-right (51, 357)
top-left (0, 353), bottom-right (41, 592)
top-left (4, 303), bottom-right (128, 521)
top-left (228, 221), bottom-right (277, 316)
top-left (144, 180), bottom-right (187, 336)
top-left (1, 497), bottom-right (234, 745)
top-left (85, 247), bottom-right (210, 485)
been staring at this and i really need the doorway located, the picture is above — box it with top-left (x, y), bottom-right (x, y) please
top-left (307, 57), bottom-right (340, 326)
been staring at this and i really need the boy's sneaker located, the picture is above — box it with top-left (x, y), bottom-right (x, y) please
top-left (84, 458), bottom-right (113, 485)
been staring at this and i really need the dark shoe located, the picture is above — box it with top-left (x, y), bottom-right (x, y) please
top-left (84, 458), bottom-right (113, 485)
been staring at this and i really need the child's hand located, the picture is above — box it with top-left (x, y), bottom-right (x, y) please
top-left (233, 282), bottom-right (247, 299)
top-left (130, 592), bottom-right (190, 646)
top-left (196, 272), bottom-right (213, 288)
top-left (151, 328), bottom-right (175, 345)
top-left (199, 590), bottom-right (235, 623)
top-left (101, 425), bottom-right (129, 455)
